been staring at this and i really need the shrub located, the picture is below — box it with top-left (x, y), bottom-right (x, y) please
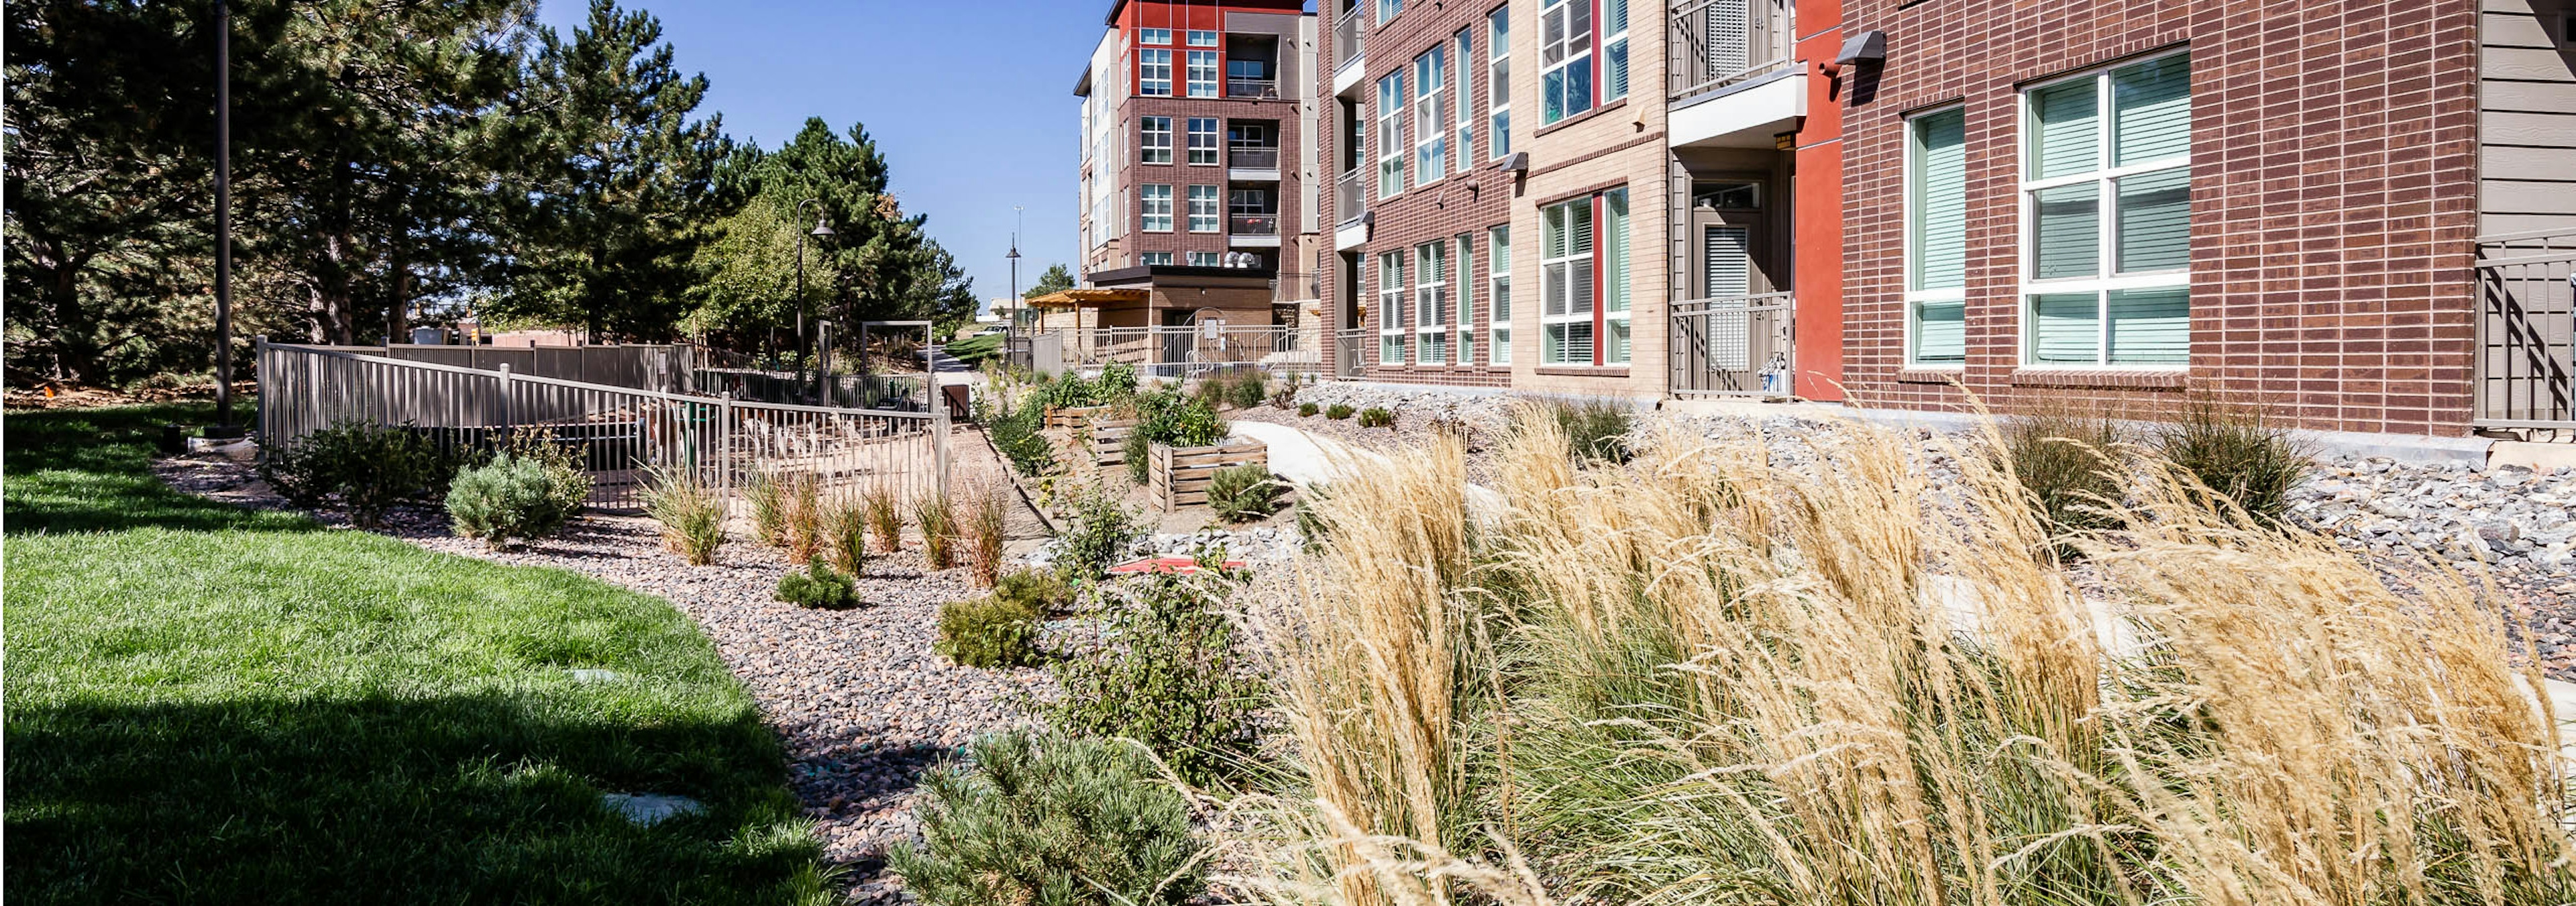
top-left (1123, 428), bottom-right (1154, 485)
top-left (746, 470), bottom-right (789, 546)
top-left (1270, 372), bottom-right (1302, 409)
top-left (1996, 403), bottom-right (2127, 550)
top-left (983, 395), bottom-right (1056, 478)
top-left (935, 594), bottom-right (1044, 668)
top-left (445, 453), bottom-right (586, 548)
top-left (1097, 360), bottom-right (1139, 398)
top-left (823, 499), bottom-right (868, 576)
top-left (774, 560), bottom-right (859, 609)
top-left (1055, 485), bottom-right (1140, 583)
top-left (1124, 385), bottom-right (1230, 484)
top-left (642, 465), bottom-right (726, 566)
top-left (1050, 570), bottom-right (1265, 786)
top-left (1206, 464), bottom-right (1282, 524)
top-left (1297, 401), bottom-right (1319, 417)
top-left (915, 493), bottom-right (959, 570)
top-left (1226, 369), bottom-right (1268, 410)
top-left (887, 729), bottom-right (1203, 906)
top-left (258, 420), bottom-right (451, 527)
top-left (994, 568), bottom-right (1075, 615)
top-left (1549, 397), bottom-right (1636, 464)
top-left (2151, 395), bottom-right (2314, 525)
top-left (1356, 406), bottom-right (1395, 428)
top-left (781, 474), bottom-right (823, 564)
top-left (963, 482), bottom-right (1011, 588)
top-left (499, 427), bottom-right (594, 515)
top-left (860, 484), bottom-right (903, 553)
top-left (1324, 403), bottom-right (1354, 420)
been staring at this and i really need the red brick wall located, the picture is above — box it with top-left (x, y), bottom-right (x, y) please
top-left (1116, 93), bottom-right (1308, 268)
top-left (1318, 1), bottom-right (1517, 388)
top-left (1839, 0), bottom-right (2482, 436)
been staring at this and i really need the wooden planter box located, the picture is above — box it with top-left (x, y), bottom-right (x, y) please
top-left (1150, 439), bottom-right (1268, 512)
top-left (1091, 417), bottom-right (1140, 468)
top-left (1044, 405), bottom-right (1111, 431)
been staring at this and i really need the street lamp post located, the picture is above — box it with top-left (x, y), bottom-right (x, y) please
top-left (794, 199), bottom-right (834, 400)
top-left (1006, 205), bottom-right (1024, 332)
top-left (212, 0), bottom-right (237, 433)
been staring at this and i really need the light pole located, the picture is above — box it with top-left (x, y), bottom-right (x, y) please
top-left (794, 198), bottom-right (834, 385)
top-left (212, 0), bottom-right (236, 432)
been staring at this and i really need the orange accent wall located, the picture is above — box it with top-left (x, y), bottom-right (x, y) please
top-left (1790, 0), bottom-right (1846, 401)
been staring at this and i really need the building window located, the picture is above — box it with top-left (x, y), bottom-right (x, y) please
top-left (1141, 116), bottom-right (1173, 165)
top-left (1141, 184), bottom-right (1173, 232)
top-left (1378, 250), bottom-right (1407, 363)
top-left (1139, 28), bottom-right (1172, 46)
top-left (1907, 107), bottom-right (1968, 366)
top-left (1186, 50), bottom-right (1220, 98)
top-left (1187, 185), bottom-right (1220, 232)
top-left (1140, 48), bottom-right (1173, 96)
top-left (1377, 0), bottom-right (1403, 23)
top-left (1602, 0), bottom-right (1629, 102)
top-left (1415, 240), bottom-right (1448, 364)
top-left (1188, 251), bottom-right (1221, 266)
top-left (1413, 47), bottom-right (1448, 184)
top-left (1377, 72), bottom-right (1407, 197)
top-left (1187, 117), bottom-right (1219, 164)
top-left (1454, 233), bottom-right (1475, 364)
top-left (1454, 27), bottom-right (1475, 167)
top-left (1542, 188), bottom-right (1628, 365)
top-left (2020, 52), bottom-right (2191, 367)
top-left (1185, 29), bottom-right (1218, 47)
top-left (1539, 0), bottom-right (1593, 124)
top-left (1489, 7), bottom-right (1511, 158)
top-left (1141, 251), bottom-right (1173, 265)
top-left (1489, 225), bottom-right (1512, 364)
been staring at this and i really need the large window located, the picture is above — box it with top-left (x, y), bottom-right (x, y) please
top-left (1141, 184), bottom-right (1173, 232)
top-left (1377, 72), bottom-right (1407, 197)
top-left (1489, 225), bottom-right (1513, 364)
top-left (1414, 48), bottom-right (1448, 184)
top-left (1141, 116), bottom-right (1173, 165)
top-left (1187, 185), bottom-right (1220, 232)
top-left (1907, 107), bottom-right (1968, 365)
top-left (1489, 7), bottom-right (1511, 158)
top-left (1139, 28), bottom-right (1172, 46)
top-left (1378, 250), bottom-right (1407, 363)
top-left (1415, 240), bottom-right (1448, 364)
top-left (1542, 188), bottom-right (1629, 365)
top-left (1187, 117), bottom-right (1220, 164)
top-left (1539, 0), bottom-right (1593, 124)
top-left (1454, 28), bottom-right (1475, 167)
top-left (1454, 233), bottom-right (1476, 364)
top-left (2021, 52), bottom-right (2191, 367)
top-left (1140, 48), bottom-right (1173, 96)
top-left (1186, 50), bottom-right (1220, 98)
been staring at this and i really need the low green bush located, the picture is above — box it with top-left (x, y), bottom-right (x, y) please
top-left (2151, 395), bottom-right (2314, 525)
top-left (1096, 360), bottom-right (1139, 398)
top-left (888, 729), bottom-right (1203, 906)
top-left (1324, 403), bottom-right (1354, 420)
top-left (994, 568), bottom-right (1075, 615)
top-left (1225, 369), bottom-right (1268, 410)
top-left (1297, 401), bottom-right (1319, 417)
top-left (1549, 397), bottom-right (1637, 464)
top-left (935, 594), bottom-right (1043, 668)
top-left (982, 395), bottom-right (1057, 478)
top-left (1050, 570), bottom-right (1266, 785)
top-left (1055, 485), bottom-right (1140, 583)
top-left (1205, 464), bottom-right (1282, 524)
top-left (1356, 407), bottom-right (1395, 428)
top-left (775, 561), bottom-right (859, 609)
top-left (1124, 384), bottom-right (1230, 485)
top-left (1996, 404), bottom-right (2127, 550)
top-left (259, 419), bottom-right (455, 528)
top-left (445, 452), bottom-right (587, 548)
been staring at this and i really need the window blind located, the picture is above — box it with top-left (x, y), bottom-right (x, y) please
top-left (2033, 184), bottom-right (2099, 278)
top-left (2106, 287), bottom-right (2188, 364)
top-left (2112, 55), bottom-right (2191, 166)
top-left (2031, 293), bottom-right (2098, 364)
top-left (1704, 225), bottom-right (1752, 298)
top-left (1913, 301), bottom-right (1966, 363)
top-left (2030, 81), bottom-right (2098, 179)
top-left (1912, 109), bottom-right (1968, 290)
top-left (2116, 168), bottom-right (2190, 272)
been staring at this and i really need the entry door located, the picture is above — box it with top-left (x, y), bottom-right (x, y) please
top-left (1682, 180), bottom-right (1784, 394)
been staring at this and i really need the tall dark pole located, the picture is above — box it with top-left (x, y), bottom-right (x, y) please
top-left (213, 0), bottom-right (235, 428)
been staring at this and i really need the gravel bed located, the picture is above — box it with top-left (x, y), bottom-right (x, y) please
top-left (152, 454), bottom-right (1051, 902)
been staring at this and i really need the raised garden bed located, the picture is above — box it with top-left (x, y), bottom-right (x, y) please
top-left (1043, 405), bottom-right (1112, 431)
top-left (1089, 416), bottom-right (1140, 468)
top-left (1149, 438), bottom-right (1267, 513)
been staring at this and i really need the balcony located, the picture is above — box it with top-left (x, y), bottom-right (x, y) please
top-left (1228, 146), bottom-right (1281, 180)
top-left (1331, 10), bottom-right (1365, 97)
top-left (1229, 214), bottom-right (1281, 248)
top-left (1227, 77), bottom-right (1281, 99)
top-left (1669, 0), bottom-right (1795, 103)
top-left (1334, 170), bottom-right (1367, 250)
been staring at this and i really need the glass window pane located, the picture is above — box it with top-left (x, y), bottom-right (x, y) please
top-left (2030, 293), bottom-right (2100, 364)
top-left (2029, 79), bottom-right (2099, 179)
top-left (2032, 183), bottom-right (2100, 279)
top-left (2116, 167), bottom-right (2190, 272)
top-left (1602, 190), bottom-right (1628, 312)
top-left (2106, 287), bottom-right (2189, 364)
top-left (1911, 109), bottom-right (1968, 291)
top-left (1605, 317), bottom-right (1629, 364)
top-left (2113, 54), bottom-right (2191, 165)
top-left (1913, 300), bottom-right (1966, 363)
top-left (1604, 38), bottom-right (1628, 100)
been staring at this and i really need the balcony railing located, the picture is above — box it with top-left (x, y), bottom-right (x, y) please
top-left (1335, 170), bottom-right (1364, 225)
top-left (1332, 11), bottom-right (1364, 72)
top-left (1230, 214), bottom-right (1280, 236)
top-left (1670, 292), bottom-right (1796, 397)
top-left (1227, 77), bottom-right (1281, 99)
top-left (2475, 227), bottom-right (2576, 431)
top-left (1228, 146), bottom-right (1281, 170)
top-left (1668, 0), bottom-right (1794, 103)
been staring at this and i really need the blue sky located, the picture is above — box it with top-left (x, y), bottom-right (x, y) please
top-left (536, 0), bottom-right (1106, 313)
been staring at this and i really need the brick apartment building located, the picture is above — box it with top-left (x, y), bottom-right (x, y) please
top-left (1062, 0), bottom-right (1326, 354)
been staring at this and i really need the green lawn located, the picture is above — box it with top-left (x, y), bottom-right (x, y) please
top-left (3, 403), bottom-right (828, 904)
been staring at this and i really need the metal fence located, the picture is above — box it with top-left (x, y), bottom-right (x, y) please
top-left (256, 340), bottom-right (948, 511)
top-left (288, 342), bottom-right (692, 392)
top-left (1029, 325), bottom-right (1320, 379)
top-left (1334, 328), bottom-right (1376, 378)
top-left (1668, 0), bottom-right (1794, 103)
top-left (2475, 228), bottom-right (2576, 431)
top-left (1670, 293), bottom-right (1795, 397)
